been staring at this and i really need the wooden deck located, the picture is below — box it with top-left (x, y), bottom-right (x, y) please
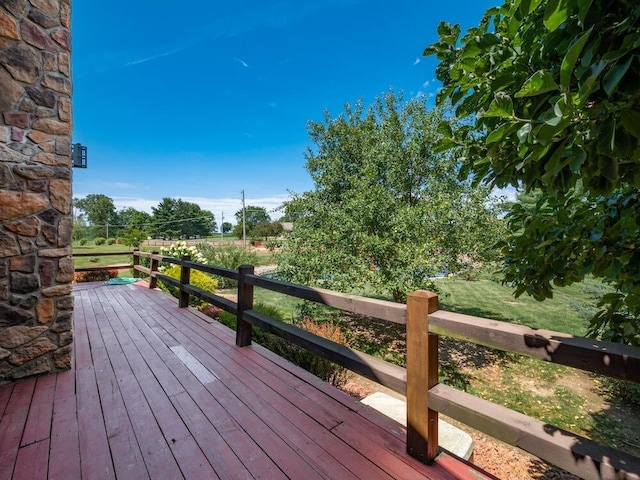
top-left (0, 283), bottom-right (492, 479)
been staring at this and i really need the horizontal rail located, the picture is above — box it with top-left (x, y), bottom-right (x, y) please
top-left (183, 261), bottom-right (238, 280)
top-left (73, 251), bottom-right (133, 257)
top-left (429, 310), bottom-right (640, 384)
top-left (243, 309), bottom-right (407, 393)
top-left (245, 274), bottom-right (407, 324)
top-left (134, 265), bottom-right (151, 276)
top-left (429, 384), bottom-right (640, 480)
top-left (75, 263), bottom-right (132, 272)
top-left (183, 284), bottom-right (238, 315)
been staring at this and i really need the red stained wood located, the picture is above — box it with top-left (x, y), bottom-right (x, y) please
top-left (12, 439), bottom-right (49, 480)
top-left (0, 283), bottom-right (490, 480)
top-left (21, 374), bottom-right (56, 446)
top-left (0, 379), bottom-right (36, 480)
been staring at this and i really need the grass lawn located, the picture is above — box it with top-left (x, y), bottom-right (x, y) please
top-left (435, 276), bottom-right (607, 335)
top-left (73, 243), bottom-right (135, 270)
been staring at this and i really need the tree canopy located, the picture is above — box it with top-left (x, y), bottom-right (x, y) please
top-left (278, 91), bottom-right (504, 302)
top-left (426, 0), bottom-right (640, 343)
top-left (152, 198), bottom-right (216, 239)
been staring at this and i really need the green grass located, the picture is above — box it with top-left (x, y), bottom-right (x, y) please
top-left (435, 277), bottom-right (607, 335)
top-left (72, 242), bottom-right (135, 270)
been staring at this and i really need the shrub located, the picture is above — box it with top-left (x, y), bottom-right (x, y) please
top-left (158, 265), bottom-right (218, 309)
top-left (159, 241), bottom-right (205, 270)
top-left (106, 238), bottom-right (116, 245)
top-left (197, 243), bottom-right (259, 288)
top-left (94, 237), bottom-right (106, 246)
top-left (78, 238), bottom-right (87, 246)
top-left (74, 269), bottom-right (118, 283)
top-left (212, 303), bottom-right (350, 388)
top-left (89, 256), bottom-right (100, 263)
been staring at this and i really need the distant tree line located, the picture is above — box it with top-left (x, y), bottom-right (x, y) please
top-left (73, 195), bottom-right (285, 247)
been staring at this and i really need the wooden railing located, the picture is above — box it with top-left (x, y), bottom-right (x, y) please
top-left (73, 250), bottom-right (134, 272)
top-left (132, 250), bottom-right (640, 480)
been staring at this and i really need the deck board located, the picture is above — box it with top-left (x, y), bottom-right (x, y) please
top-left (0, 282), bottom-right (492, 479)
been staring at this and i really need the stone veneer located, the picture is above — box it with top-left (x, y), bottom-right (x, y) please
top-left (0, 0), bottom-right (73, 383)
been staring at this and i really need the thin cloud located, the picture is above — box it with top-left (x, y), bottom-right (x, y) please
top-left (423, 80), bottom-right (430, 87)
top-left (413, 58), bottom-right (421, 66)
top-left (234, 57), bottom-right (249, 68)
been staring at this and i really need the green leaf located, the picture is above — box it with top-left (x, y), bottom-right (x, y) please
top-left (520, 0), bottom-right (542, 15)
top-left (577, 0), bottom-right (592, 24)
top-left (482, 92), bottom-right (514, 119)
top-left (517, 123), bottom-right (532, 144)
top-left (602, 56), bottom-right (633, 97)
top-left (544, 0), bottom-right (569, 32)
top-left (620, 110), bottom-right (640, 139)
top-left (515, 70), bottom-right (559, 97)
top-left (560, 27), bottom-right (592, 87)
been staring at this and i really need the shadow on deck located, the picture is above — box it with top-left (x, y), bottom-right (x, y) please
top-left (0, 282), bottom-right (491, 479)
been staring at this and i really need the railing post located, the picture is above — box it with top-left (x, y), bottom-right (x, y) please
top-left (179, 255), bottom-right (191, 308)
top-left (132, 248), bottom-right (139, 275)
top-left (406, 290), bottom-right (439, 463)
top-left (149, 251), bottom-right (159, 289)
top-left (236, 264), bottom-right (254, 347)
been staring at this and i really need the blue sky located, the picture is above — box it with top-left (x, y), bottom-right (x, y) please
top-left (72, 0), bottom-right (496, 223)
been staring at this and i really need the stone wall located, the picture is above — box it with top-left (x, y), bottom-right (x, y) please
top-left (0, 0), bottom-right (73, 383)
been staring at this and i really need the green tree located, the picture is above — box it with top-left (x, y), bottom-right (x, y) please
top-left (74, 194), bottom-right (116, 238)
top-left (235, 206), bottom-right (270, 233)
top-left (426, 0), bottom-right (640, 343)
top-left (113, 207), bottom-right (152, 238)
top-left (277, 91), bottom-right (504, 302)
top-left (152, 198), bottom-right (181, 239)
top-left (152, 198), bottom-right (215, 239)
top-left (222, 222), bottom-right (233, 234)
top-left (252, 221), bottom-right (284, 240)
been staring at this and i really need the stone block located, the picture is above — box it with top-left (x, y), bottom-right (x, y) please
top-left (36, 298), bottom-right (54, 324)
top-left (0, 10), bottom-right (19, 40)
top-left (28, 180), bottom-right (48, 193)
top-left (57, 217), bottom-right (72, 246)
top-left (20, 19), bottom-right (57, 51)
top-left (58, 52), bottom-right (70, 76)
top-left (0, 348), bottom-right (10, 360)
top-left (50, 179), bottom-right (71, 213)
top-left (39, 247), bottom-right (70, 258)
top-left (9, 337), bottom-right (58, 366)
top-left (13, 164), bottom-right (55, 180)
top-left (42, 284), bottom-right (72, 297)
top-left (32, 118), bottom-right (68, 135)
top-left (2, 0), bottom-right (27, 19)
top-left (0, 281), bottom-right (7, 301)
top-left (0, 43), bottom-right (40, 83)
top-left (3, 111), bottom-right (29, 128)
top-left (0, 191), bottom-right (49, 222)
top-left (42, 74), bottom-right (71, 95)
top-left (0, 231), bottom-right (20, 258)
top-left (0, 163), bottom-right (12, 187)
top-left (10, 357), bottom-right (52, 379)
top-left (10, 271), bottom-right (40, 294)
top-left (58, 97), bottom-right (71, 122)
top-left (58, 331), bottom-right (72, 346)
top-left (42, 51), bottom-right (56, 71)
top-left (0, 126), bottom-right (9, 143)
top-left (18, 236), bottom-right (37, 254)
top-left (10, 255), bottom-right (36, 273)
top-left (50, 312), bottom-right (72, 333)
top-left (60, 1), bottom-right (70, 28)
top-left (42, 224), bottom-right (56, 245)
top-left (5, 216), bottom-right (41, 236)
top-left (35, 106), bottom-right (56, 118)
top-left (28, 8), bottom-right (58, 29)
top-left (38, 209), bottom-right (58, 225)
top-left (56, 295), bottom-right (74, 310)
top-left (25, 86), bottom-right (56, 108)
top-left (9, 294), bottom-right (37, 309)
top-left (29, 0), bottom-right (59, 18)
top-left (11, 127), bottom-right (24, 142)
top-left (0, 325), bottom-right (48, 348)
top-left (19, 96), bottom-right (36, 112)
top-left (51, 29), bottom-right (70, 50)
top-left (39, 259), bottom-right (55, 285)
top-left (52, 345), bottom-right (71, 369)
top-left (0, 304), bottom-right (36, 327)
top-left (27, 130), bottom-right (54, 145)
top-left (0, 261), bottom-right (7, 277)
top-left (0, 143), bottom-right (29, 162)
top-left (0, 69), bottom-right (24, 112)
top-left (55, 137), bottom-right (71, 156)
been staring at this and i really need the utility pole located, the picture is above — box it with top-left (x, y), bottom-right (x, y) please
top-left (241, 190), bottom-right (247, 247)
